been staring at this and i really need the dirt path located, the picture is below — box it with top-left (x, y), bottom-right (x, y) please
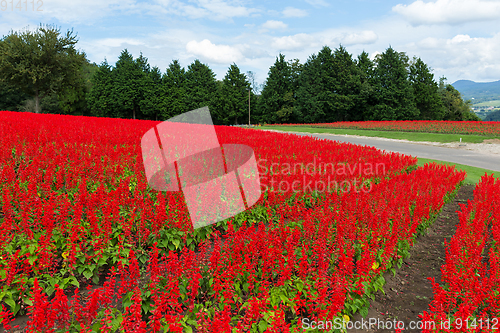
top-left (349, 184), bottom-right (474, 332)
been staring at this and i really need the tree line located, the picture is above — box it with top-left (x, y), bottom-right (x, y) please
top-left (0, 25), bottom-right (480, 124)
top-left (257, 46), bottom-right (479, 123)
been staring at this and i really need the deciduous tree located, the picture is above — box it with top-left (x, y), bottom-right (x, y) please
top-left (0, 25), bottom-right (86, 113)
top-left (439, 77), bottom-right (481, 121)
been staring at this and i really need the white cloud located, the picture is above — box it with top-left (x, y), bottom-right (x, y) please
top-left (186, 39), bottom-right (244, 63)
top-left (282, 7), bottom-right (308, 18)
top-left (416, 37), bottom-right (441, 49)
top-left (261, 20), bottom-right (288, 30)
top-left (393, 0), bottom-right (500, 25)
top-left (410, 33), bottom-right (500, 81)
top-left (93, 38), bottom-right (145, 48)
top-left (304, 0), bottom-right (329, 8)
top-left (338, 31), bottom-right (378, 46)
top-left (152, 0), bottom-right (259, 21)
top-left (37, 0), bottom-right (137, 24)
top-left (315, 29), bottom-right (378, 47)
top-left (272, 33), bottom-right (316, 50)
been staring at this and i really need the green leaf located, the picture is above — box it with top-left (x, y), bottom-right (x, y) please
top-left (111, 313), bottom-right (123, 331)
top-left (83, 270), bottom-right (93, 280)
top-left (142, 302), bottom-right (152, 314)
top-left (258, 319), bottom-right (268, 332)
top-left (12, 303), bottom-right (21, 316)
top-left (4, 297), bottom-right (16, 313)
top-left (69, 276), bottom-right (80, 287)
top-left (28, 255), bottom-right (38, 265)
top-left (138, 254), bottom-right (149, 264)
top-left (122, 297), bottom-right (132, 309)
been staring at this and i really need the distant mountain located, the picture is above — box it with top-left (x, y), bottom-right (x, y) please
top-left (452, 79), bottom-right (500, 103)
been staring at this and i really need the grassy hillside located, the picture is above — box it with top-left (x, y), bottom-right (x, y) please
top-left (452, 79), bottom-right (500, 102)
top-left (474, 100), bottom-right (500, 107)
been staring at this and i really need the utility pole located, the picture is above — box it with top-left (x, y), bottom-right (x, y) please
top-left (248, 87), bottom-right (251, 126)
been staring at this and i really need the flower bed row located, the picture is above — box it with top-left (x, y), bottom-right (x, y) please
top-left (278, 121), bottom-right (500, 136)
top-left (0, 111), bottom-right (466, 331)
top-left (422, 174), bottom-right (500, 332)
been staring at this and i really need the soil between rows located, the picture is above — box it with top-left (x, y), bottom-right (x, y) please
top-left (3, 185), bottom-right (474, 332)
top-left (349, 184), bottom-right (474, 333)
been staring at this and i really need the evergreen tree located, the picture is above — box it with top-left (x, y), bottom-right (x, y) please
top-left (330, 45), bottom-right (362, 121)
top-left (287, 59), bottom-right (303, 123)
top-left (210, 80), bottom-right (225, 124)
top-left (140, 66), bottom-right (163, 120)
top-left (409, 57), bottom-right (445, 120)
top-left (213, 63), bottom-right (251, 125)
top-left (296, 46), bottom-right (336, 123)
top-left (161, 60), bottom-right (188, 120)
top-left (356, 51), bottom-right (375, 121)
top-left (135, 52), bottom-right (150, 73)
top-left (88, 60), bottom-right (116, 117)
top-left (113, 49), bottom-right (148, 119)
top-left (370, 47), bottom-right (419, 120)
top-left (256, 53), bottom-right (295, 123)
top-left (185, 59), bottom-right (217, 111)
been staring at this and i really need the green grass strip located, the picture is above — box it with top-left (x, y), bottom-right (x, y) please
top-left (417, 158), bottom-right (498, 185)
top-left (260, 126), bottom-right (500, 143)
top-left (259, 126), bottom-right (498, 184)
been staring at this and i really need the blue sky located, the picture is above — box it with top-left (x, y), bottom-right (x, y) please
top-left (1, 0), bottom-right (500, 88)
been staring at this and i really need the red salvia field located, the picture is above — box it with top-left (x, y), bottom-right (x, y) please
top-left (278, 121), bottom-right (500, 136)
top-left (422, 174), bottom-right (500, 333)
top-left (2, 111), bottom-right (495, 332)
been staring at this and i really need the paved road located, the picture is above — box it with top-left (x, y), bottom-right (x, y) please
top-left (278, 131), bottom-right (500, 172)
